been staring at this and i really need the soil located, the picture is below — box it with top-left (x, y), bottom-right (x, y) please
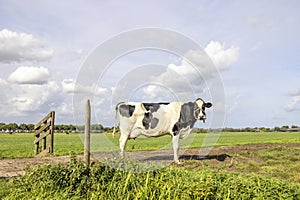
top-left (1, 143), bottom-right (299, 178)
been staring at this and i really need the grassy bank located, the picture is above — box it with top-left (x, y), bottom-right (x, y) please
top-left (1, 157), bottom-right (299, 200)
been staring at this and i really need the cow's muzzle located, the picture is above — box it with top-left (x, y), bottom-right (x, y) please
top-left (198, 116), bottom-right (206, 123)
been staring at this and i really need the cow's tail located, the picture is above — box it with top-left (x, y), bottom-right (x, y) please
top-left (112, 104), bottom-right (119, 138)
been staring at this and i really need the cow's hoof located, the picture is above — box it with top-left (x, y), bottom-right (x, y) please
top-left (174, 160), bottom-right (183, 165)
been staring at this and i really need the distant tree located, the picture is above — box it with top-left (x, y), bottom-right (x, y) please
top-left (19, 123), bottom-right (28, 132)
top-left (222, 127), bottom-right (233, 132)
top-left (259, 127), bottom-right (270, 132)
top-left (197, 128), bottom-right (207, 133)
top-left (68, 124), bottom-right (76, 132)
top-left (0, 123), bottom-right (5, 132)
top-left (60, 124), bottom-right (76, 134)
top-left (281, 125), bottom-right (289, 129)
top-left (291, 125), bottom-right (298, 128)
top-left (62, 124), bottom-right (68, 132)
top-left (90, 124), bottom-right (104, 133)
top-left (103, 127), bottom-right (113, 132)
top-left (76, 125), bottom-right (85, 132)
top-left (54, 125), bottom-right (60, 131)
top-left (244, 127), bottom-right (255, 132)
top-left (274, 126), bottom-right (280, 132)
top-left (27, 124), bottom-right (35, 132)
top-left (7, 123), bottom-right (18, 132)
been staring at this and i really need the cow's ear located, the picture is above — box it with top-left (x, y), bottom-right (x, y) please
top-left (205, 102), bottom-right (212, 108)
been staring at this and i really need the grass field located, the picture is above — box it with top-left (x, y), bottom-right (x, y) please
top-left (1, 152), bottom-right (300, 199)
top-left (1, 131), bottom-right (300, 199)
top-left (0, 131), bottom-right (300, 158)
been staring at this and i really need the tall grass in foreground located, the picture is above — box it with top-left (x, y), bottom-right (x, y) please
top-left (3, 157), bottom-right (300, 200)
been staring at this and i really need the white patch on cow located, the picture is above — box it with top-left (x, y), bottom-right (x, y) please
top-left (195, 99), bottom-right (206, 120)
top-left (179, 126), bottom-right (191, 139)
top-left (127, 102), bottom-right (182, 138)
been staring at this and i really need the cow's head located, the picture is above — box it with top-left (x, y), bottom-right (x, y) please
top-left (194, 98), bottom-right (212, 122)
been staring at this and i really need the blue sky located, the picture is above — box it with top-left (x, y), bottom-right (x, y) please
top-left (0, 0), bottom-right (299, 128)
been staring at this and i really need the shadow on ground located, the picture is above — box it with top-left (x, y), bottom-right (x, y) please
top-left (180, 154), bottom-right (231, 161)
top-left (142, 154), bottom-right (230, 162)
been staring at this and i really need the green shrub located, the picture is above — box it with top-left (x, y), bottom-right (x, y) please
top-left (4, 157), bottom-right (300, 200)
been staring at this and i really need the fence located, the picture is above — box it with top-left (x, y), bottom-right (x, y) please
top-left (34, 111), bottom-right (55, 156)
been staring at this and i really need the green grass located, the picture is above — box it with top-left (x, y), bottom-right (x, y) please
top-left (2, 157), bottom-right (299, 200)
top-left (0, 132), bottom-right (300, 158)
top-left (1, 132), bottom-right (300, 199)
top-left (0, 178), bottom-right (10, 199)
top-left (236, 146), bottom-right (300, 183)
top-left (191, 146), bottom-right (300, 184)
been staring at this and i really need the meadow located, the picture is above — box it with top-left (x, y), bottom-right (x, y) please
top-left (0, 131), bottom-right (300, 158)
top-left (0, 131), bottom-right (300, 199)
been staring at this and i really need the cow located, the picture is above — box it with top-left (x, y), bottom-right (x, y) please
top-left (112, 98), bottom-right (212, 164)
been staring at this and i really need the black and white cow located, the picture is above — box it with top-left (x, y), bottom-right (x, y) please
top-left (112, 98), bottom-right (212, 164)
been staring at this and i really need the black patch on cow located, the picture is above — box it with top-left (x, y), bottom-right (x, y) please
top-left (159, 102), bottom-right (170, 105)
top-left (172, 102), bottom-right (197, 136)
top-left (141, 102), bottom-right (169, 130)
top-left (142, 103), bottom-right (160, 113)
top-left (142, 112), bottom-right (160, 130)
top-left (205, 102), bottom-right (212, 108)
top-left (150, 117), bottom-right (159, 129)
top-left (142, 102), bottom-right (170, 113)
top-left (142, 112), bottom-right (152, 129)
top-left (119, 104), bottom-right (135, 117)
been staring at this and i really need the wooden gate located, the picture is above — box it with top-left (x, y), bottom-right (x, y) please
top-left (34, 111), bottom-right (55, 156)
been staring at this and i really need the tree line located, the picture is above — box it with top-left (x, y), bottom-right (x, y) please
top-left (0, 122), bottom-right (113, 133)
top-left (197, 125), bottom-right (300, 133)
top-left (0, 122), bottom-right (299, 133)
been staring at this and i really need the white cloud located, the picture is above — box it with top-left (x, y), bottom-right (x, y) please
top-left (142, 41), bottom-right (239, 101)
top-left (55, 102), bottom-right (73, 115)
top-left (204, 41), bottom-right (239, 70)
top-left (0, 78), bottom-right (7, 86)
top-left (8, 81), bottom-right (60, 112)
top-left (0, 77), bottom-right (74, 121)
top-left (8, 66), bottom-right (50, 84)
top-left (0, 29), bottom-right (54, 63)
top-left (290, 88), bottom-right (300, 96)
top-left (60, 48), bottom-right (85, 61)
top-left (285, 87), bottom-right (300, 112)
top-left (62, 78), bottom-right (107, 96)
top-left (285, 96), bottom-right (300, 112)
top-left (141, 66), bottom-right (197, 101)
top-left (62, 79), bottom-right (76, 93)
top-left (0, 79), bottom-right (9, 111)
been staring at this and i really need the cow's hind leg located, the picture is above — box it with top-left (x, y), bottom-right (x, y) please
top-left (172, 135), bottom-right (181, 164)
top-left (119, 133), bottom-right (129, 159)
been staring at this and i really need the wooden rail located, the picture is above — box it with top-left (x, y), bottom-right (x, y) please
top-left (34, 111), bottom-right (55, 156)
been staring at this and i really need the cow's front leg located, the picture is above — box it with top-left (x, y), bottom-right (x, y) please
top-left (119, 133), bottom-right (129, 159)
top-left (172, 135), bottom-right (181, 164)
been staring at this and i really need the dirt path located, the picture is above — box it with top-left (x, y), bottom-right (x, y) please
top-left (1, 143), bottom-right (299, 178)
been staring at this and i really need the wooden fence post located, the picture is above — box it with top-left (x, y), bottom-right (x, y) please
top-left (49, 111), bottom-right (55, 154)
top-left (84, 99), bottom-right (91, 166)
